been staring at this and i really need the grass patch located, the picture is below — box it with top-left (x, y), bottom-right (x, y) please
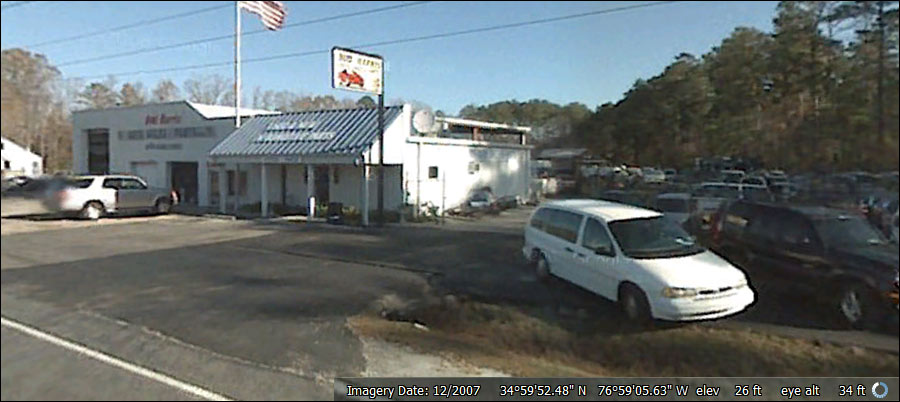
top-left (349, 300), bottom-right (898, 377)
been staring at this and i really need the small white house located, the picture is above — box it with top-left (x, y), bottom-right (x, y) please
top-left (1, 136), bottom-right (43, 178)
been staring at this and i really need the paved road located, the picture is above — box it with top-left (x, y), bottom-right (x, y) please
top-left (2, 326), bottom-right (205, 401)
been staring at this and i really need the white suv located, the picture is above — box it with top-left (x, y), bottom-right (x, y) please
top-left (43, 175), bottom-right (177, 220)
top-left (523, 199), bottom-right (755, 322)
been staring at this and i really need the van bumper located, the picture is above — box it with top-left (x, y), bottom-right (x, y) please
top-left (651, 286), bottom-right (756, 322)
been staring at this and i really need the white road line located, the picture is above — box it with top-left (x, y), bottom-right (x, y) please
top-left (1, 316), bottom-right (232, 401)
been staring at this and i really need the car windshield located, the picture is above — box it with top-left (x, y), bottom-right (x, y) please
top-left (814, 216), bottom-right (888, 248)
top-left (608, 216), bottom-right (705, 259)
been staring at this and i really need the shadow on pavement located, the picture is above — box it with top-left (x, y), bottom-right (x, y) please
top-left (242, 218), bottom-right (896, 336)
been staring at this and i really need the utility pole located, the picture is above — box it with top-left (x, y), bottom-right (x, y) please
top-left (377, 91), bottom-right (385, 227)
top-left (876, 0), bottom-right (885, 147)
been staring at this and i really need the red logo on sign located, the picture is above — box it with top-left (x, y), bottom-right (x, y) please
top-left (145, 114), bottom-right (182, 126)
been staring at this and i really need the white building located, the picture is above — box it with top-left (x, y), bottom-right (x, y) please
top-left (209, 105), bottom-right (532, 220)
top-left (72, 101), bottom-right (532, 221)
top-left (1, 136), bottom-right (43, 178)
top-left (71, 101), bottom-right (276, 205)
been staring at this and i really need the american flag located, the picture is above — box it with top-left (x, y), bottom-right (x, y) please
top-left (238, 1), bottom-right (286, 31)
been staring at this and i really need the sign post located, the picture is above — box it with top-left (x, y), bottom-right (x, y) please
top-left (331, 47), bottom-right (385, 227)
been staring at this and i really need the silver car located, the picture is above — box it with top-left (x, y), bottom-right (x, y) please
top-left (43, 175), bottom-right (178, 220)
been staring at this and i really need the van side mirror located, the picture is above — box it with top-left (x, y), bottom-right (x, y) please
top-left (594, 246), bottom-right (615, 257)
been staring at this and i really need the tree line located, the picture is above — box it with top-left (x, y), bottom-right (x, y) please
top-left (460, 1), bottom-right (899, 172)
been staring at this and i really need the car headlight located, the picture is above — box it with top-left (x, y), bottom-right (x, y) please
top-left (662, 287), bottom-right (698, 298)
top-left (734, 278), bottom-right (748, 289)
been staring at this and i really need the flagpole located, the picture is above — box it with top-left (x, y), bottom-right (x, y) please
top-left (234, 1), bottom-right (241, 128)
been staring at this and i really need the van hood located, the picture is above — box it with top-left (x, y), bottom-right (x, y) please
top-left (634, 251), bottom-right (747, 289)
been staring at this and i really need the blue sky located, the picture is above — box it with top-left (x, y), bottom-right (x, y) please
top-left (1, 1), bottom-right (778, 114)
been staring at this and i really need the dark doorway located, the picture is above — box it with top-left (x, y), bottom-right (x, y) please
top-left (315, 165), bottom-right (329, 204)
top-left (87, 129), bottom-right (109, 174)
top-left (170, 162), bottom-right (198, 205)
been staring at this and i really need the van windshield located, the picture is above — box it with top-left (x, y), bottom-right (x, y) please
top-left (608, 216), bottom-right (705, 259)
top-left (814, 216), bottom-right (887, 248)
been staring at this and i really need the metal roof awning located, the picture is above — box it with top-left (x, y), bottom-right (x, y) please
top-left (209, 106), bottom-right (403, 163)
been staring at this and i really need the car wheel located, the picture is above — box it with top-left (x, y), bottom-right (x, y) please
top-left (837, 283), bottom-right (878, 329)
top-left (80, 202), bottom-right (103, 221)
top-left (155, 199), bottom-right (172, 215)
top-left (534, 253), bottom-right (550, 282)
top-left (619, 284), bottom-right (652, 323)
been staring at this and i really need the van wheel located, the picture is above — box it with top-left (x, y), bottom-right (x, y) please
top-left (534, 253), bottom-right (550, 282)
top-left (619, 284), bottom-right (652, 323)
top-left (155, 199), bottom-right (172, 215)
top-left (80, 202), bottom-right (103, 221)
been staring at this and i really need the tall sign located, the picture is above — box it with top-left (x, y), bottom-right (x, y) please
top-left (331, 47), bottom-right (386, 227)
top-left (331, 47), bottom-right (384, 95)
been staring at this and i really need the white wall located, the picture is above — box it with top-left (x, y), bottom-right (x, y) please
top-left (404, 137), bottom-right (530, 214)
top-left (1, 137), bottom-right (43, 177)
top-left (72, 102), bottom-right (242, 206)
top-left (234, 163), bottom-right (403, 213)
top-left (366, 104), bottom-right (411, 166)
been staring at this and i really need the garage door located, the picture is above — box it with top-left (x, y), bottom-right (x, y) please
top-left (131, 161), bottom-right (161, 188)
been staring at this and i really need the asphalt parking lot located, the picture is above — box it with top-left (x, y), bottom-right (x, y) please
top-left (2, 215), bottom-right (435, 400)
top-left (2, 210), bottom-right (897, 400)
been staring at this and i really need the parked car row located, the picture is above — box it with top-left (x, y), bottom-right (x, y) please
top-left (524, 197), bottom-right (898, 330)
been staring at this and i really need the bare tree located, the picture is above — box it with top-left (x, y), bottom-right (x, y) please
top-left (183, 74), bottom-right (231, 105)
top-left (76, 76), bottom-right (118, 110)
top-left (151, 79), bottom-right (180, 102)
top-left (1, 49), bottom-right (60, 153)
top-left (119, 82), bottom-right (147, 106)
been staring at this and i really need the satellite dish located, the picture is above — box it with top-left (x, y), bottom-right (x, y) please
top-left (413, 108), bottom-right (436, 134)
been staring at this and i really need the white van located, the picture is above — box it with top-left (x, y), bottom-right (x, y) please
top-left (522, 199), bottom-right (755, 322)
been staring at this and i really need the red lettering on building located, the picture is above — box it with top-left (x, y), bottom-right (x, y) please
top-left (145, 114), bottom-right (182, 126)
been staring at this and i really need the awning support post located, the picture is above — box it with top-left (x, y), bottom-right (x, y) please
top-left (218, 165), bottom-right (227, 214)
top-left (307, 164), bottom-right (316, 221)
top-left (260, 163), bottom-right (268, 218)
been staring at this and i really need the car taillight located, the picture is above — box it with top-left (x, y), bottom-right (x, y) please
top-left (170, 190), bottom-right (179, 204)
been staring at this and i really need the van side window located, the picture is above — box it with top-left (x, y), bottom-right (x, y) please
top-left (777, 214), bottom-right (819, 247)
top-left (582, 218), bottom-right (614, 255)
top-left (120, 178), bottom-right (146, 190)
top-left (745, 208), bottom-right (780, 242)
top-left (530, 208), bottom-right (551, 231)
top-left (545, 210), bottom-right (583, 243)
top-left (102, 178), bottom-right (121, 190)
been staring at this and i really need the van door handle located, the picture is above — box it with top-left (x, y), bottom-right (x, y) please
top-left (564, 247), bottom-right (574, 253)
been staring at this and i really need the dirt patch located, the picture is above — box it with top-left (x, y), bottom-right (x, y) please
top-left (349, 299), bottom-right (898, 377)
